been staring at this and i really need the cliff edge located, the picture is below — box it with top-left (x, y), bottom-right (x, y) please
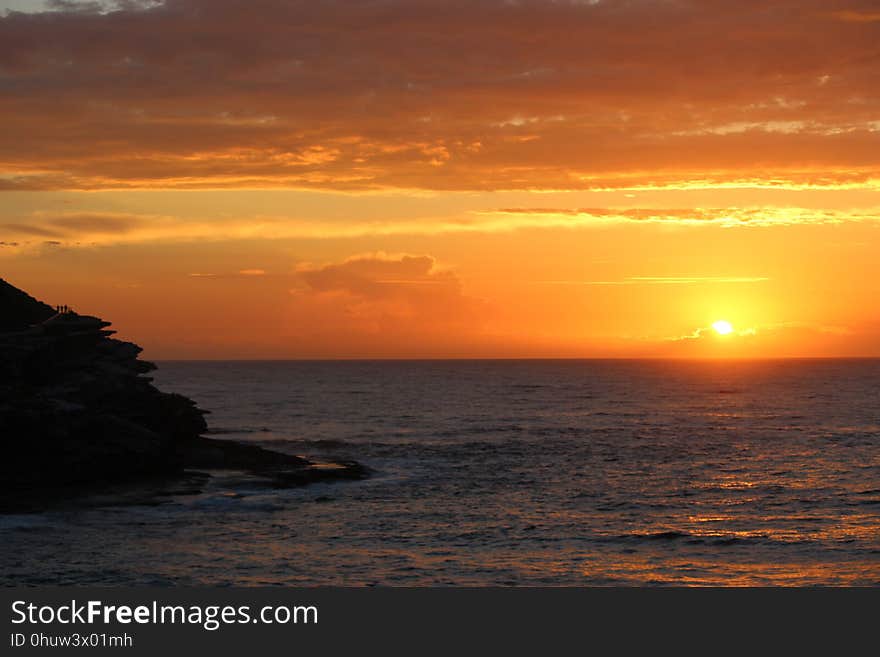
top-left (0, 277), bottom-right (366, 511)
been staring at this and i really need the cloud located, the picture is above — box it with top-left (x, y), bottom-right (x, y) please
top-left (292, 253), bottom-right (487, 338)
top-left (0, 1), bottom-right (879, 191)
top-left (0, 222), bottom-right (64, 238)
top-left (45, 1), bottom-right (109, 13)
top-left (0, 212), bottom-right (145, 242)
top-left (187, 270), bottom-right (271, 278)
top-left (658, 321), bottom-right (861, 357)
top-left (667, 325), bottom-right (760, 343)
top-left (483, 207), bottom-right (880, 228)
top-left (1, 205), bottom-right (878, 251)
top-left (298, 253), bottom-right (461, 301)
top-left (44, 212), bottom-right (144, 233)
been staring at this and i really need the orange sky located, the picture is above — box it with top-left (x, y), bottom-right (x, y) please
top-left (1, 1), bottom-right (879, 358)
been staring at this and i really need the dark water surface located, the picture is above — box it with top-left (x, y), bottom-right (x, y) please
top-left (3, 359), bottom-right (879, 585)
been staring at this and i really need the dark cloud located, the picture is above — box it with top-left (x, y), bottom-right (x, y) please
top-left (48, 213), bottom-right (144, 233)
top-left (0, 213), bottom-right (145, 241)
top-left (300, 254), bottom-right (457, 297)
top-left (0, 222), bottom-right (64, 238)
top-left (296, 253), bottom-right (486, 332)
top-left (1, 1), bottom-right (879, 190)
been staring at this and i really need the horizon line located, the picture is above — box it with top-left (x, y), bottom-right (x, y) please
top-left (150, 356), bottom-right (880, 362)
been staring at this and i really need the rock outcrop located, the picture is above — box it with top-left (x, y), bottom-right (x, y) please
top-left (0, 277), bottom-right (366, 511)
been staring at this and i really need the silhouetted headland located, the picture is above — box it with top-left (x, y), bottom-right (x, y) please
top-left (0, 277), bottom-right (366, 512)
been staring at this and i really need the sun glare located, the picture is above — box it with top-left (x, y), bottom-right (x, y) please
top-left (712, 320), bottom-right (734, 336)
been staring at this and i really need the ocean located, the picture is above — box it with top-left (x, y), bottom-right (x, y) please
top-left (2, 359), bottom-right (879, 586)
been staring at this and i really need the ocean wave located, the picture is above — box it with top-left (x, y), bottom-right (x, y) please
top-left (621, 531), bottom-right (764, 546)
top-left (255, 438), bottom-right (391, 450)
top-left (205, 426), bottom-right (272, 435)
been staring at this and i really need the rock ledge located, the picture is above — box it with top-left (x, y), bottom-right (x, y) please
top-left (0, 277), bottom-right (366, 512)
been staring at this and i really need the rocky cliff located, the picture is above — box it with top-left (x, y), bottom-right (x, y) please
top-left (0, 277), bottom-right (365, 510)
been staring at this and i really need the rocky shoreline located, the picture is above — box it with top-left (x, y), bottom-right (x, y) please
top-left (0, 277), bottom-right (367, 513)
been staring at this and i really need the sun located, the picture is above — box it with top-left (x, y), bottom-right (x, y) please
top-left (712, 320), bottom-right (734, 336)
